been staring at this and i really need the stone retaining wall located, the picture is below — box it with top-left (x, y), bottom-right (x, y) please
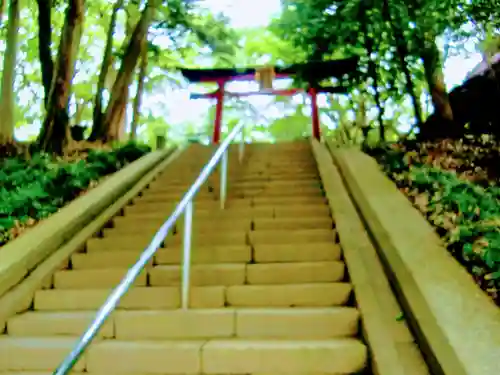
top-left (328, 144), bottom-right (500, 375)
top-left (0, 148), bottom-right (176, 298)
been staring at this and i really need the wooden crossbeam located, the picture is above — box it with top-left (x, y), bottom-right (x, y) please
top-left (190, 86), bottom-right (348, 99)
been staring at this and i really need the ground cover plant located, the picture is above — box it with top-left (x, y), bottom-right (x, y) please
top-left (0, 142), bottom-right (151, 246)
top-left (366, 137), bottom-right (500, 306)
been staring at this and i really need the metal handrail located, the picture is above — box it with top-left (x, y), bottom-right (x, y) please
top-left (52, 123), bottom-right (247, 375)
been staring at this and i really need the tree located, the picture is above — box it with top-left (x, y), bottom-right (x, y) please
top-left (273, 0), bottom-right (482, 142)
top-left (0, 0), bottom-right (6, 26)
top-left (37, 0), bottom-right (85, 153)
top-left (91, 0), bottom-right (156, 142)
top-left (402, 0), bottom-right (457, 122)
top-left (36, 0), bottom-right (54, 107)
top-left (0, 0), bottom-right (238, 151)
top-left (90, 0), bottom-right (125, 140)
top-left (130, 37), bottom-right (148, 140)
top-left (0, 0), bottom-right (20, 143)
top-left (88, 0), bottom-right (237, 142)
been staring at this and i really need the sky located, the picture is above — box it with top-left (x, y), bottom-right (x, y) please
top-left (201, 0), bottom-right (282, 28)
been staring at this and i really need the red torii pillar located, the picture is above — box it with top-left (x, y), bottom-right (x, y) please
top-left (210, 82), bottom-right (322, 144)
top-left (308, 87), bottom-right (320, 140)
top-left (213, 81), bottom-right (225, 144)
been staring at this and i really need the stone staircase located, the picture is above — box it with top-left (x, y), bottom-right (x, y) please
top-left (0, 142), bottom-right (368, 374)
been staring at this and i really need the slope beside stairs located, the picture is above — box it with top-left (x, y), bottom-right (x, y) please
top-left (0, 141), bottom-right (368, 374)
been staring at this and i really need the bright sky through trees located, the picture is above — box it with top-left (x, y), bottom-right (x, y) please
top-left (12, 0), bottom-right (485, 141)
top-left (170, 0), bottom-right (482, 136)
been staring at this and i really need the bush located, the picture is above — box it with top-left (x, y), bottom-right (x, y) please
top-left (368, 143), bottom-right (500, 305)
top-left (0, 142), bottom-right (151, 245)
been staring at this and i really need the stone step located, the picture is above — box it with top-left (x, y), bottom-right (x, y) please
top-left (243, 161), bottom-right (316, 166)
top-left (53, 261), bottom-right (345, 289)
top-left (121, 201), bottom-right (216, 215)
top-left (227, 283), bottom-right (351, 307)
top-left (226, 174), bottom-right (319, 183)
top-left (231, 187), bottom-right (322, 198)
top-left (122, 205), bottom-right (269, 218)
top-left (122, 204), bottom-right (331, 220)
top-left (109, 216), bottom-right (332, 236)
top-left (34, 286), bottom-right (226, 310)
top-left (7, 311), bottom-right (115, 338)
top-left (53, 268), bottom-right (148, 289)
top-left (199, 339), bottom-right (366, 374)
top-left (7, 307), bottom-right (359, 340)
top-left (244, 156), bottom-right (315, 161)
top-left (138, 189), bottom-right (323, 202)
top-left (0, 337), bottom-right (366, 374)
top-left (0, 337), bottom-right (86, 372)
top-left (123, 196), bottom-right (329, 215)
top-left (109, 217), bottom-right (252, 235)
top-left (72, 243), bottom-right (340, 268)
top-left (34, 283), bottom-right (352, 310)
top-left (138, 189), bottom-right (207, 199)
top-left (177, 216), bottom-right (332, 232)
top-left (152, 178), bottom-right (322, 192)
top-left (239, 167), bottom-right (317, 174)
top-left (85, 231), bottom-right (247, 252)
top-left (87, 227), bottom-right (336, 253)
top-left (71, 251), bottom-right (155, 269)
top-left (140, 187), bottom-right (322, 201)
top-left (155, 175), bottom-right (219, 185)
top-left (156, 245), bottom-right (252, 264)
top-left (156, 170), bottom-right (319, 182)
top-left (115, 308), bottom-right (359, 340)
top-left (210, 182), bottom-right (323, 192)
top-left (249, 228), bottom-right (337, 245)
top-left (238, 173), bottom-right (319, 181)
top-left (137, 193), bottom-right (219, 203)
top-left (244, 261), bottom-right (344, 284)
top-left (250, 195), bottom-right (326, 206)
top-left (252, 217), bottom-right (333, 231)
top-left (253, 243), bottom-right (342, 263)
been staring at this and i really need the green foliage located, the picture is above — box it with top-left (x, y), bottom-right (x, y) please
top-left (270, 0), bottom-right (498, 141)
top-left (0, 143), bottom-right (151, 245)
top-left (367, 140), bottom-right (500, 305)
top-left (1, 0), bottom-right (238, 143)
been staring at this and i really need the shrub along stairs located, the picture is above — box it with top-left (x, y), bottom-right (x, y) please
top-left (0, 142), bottom-right (368, 374)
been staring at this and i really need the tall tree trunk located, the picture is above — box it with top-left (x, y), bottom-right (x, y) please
top-left (0, 0), bottom-right (20, 144)
top-left (108, 85), bottom-right (128, 140)
top-left (69, 98), bottom-right (88, 141)
top-left (89, 0), bottom-right (125, 141)
top-left (0, 0), bottom-right (6, 26)
top-left (381, 0), bottom-right (424, 127)
top-left (96, 0), bottom-right (155, 143)
top-left (404, 1), bottom-right (454, 122)
top-left (356, 96), bottom-right (371, 145)
top-left (130, 39), bottom-right (148, 141)
top-left (360, 4), bottom-right (385, 141)
top-left (420, 39), bottom-right (453, 121)
top-left (73, 98), bottom-right (86, 125)
top-left (36, 0), bottom-right (54, 108)
top-left (37, 0), bottom-right (84, 154)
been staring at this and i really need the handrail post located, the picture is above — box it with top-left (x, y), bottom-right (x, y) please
top-left (50, 120), bottom-right (248, 375)
top-left (238, 126), bottom-right (245, 164)
top-left (181, 200), bottom-right (193, 309)
top-left (220, 150), bottom-right (228, 209)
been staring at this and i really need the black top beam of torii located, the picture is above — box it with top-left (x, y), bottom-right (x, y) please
top-left (179, 56), bottom-right (360, 92)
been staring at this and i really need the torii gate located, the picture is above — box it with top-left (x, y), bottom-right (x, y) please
top-left (180, 57), bottom-right (360, 144)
